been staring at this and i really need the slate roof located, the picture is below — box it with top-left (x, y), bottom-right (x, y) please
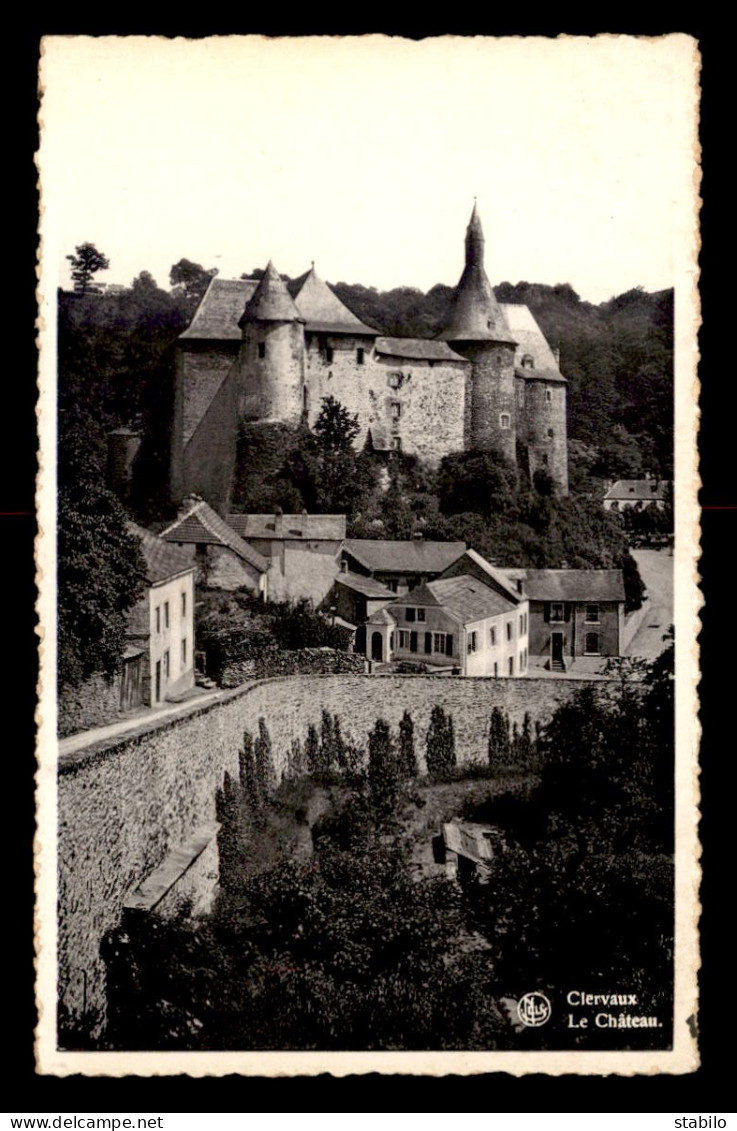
top-left (604, 479), bottom-right (670, 502)
top-left (162, 502), bottom-right (269, 572)
top-left (239, 261), bottom-right (304, 325)
top-left (366, 606), bottom-right (397, 626)
top-left (227, 513), bottom-right (346, 541)
top-left (425, 575), bottom-right (517, 624)
top-left (129, 523), bottom-right (195, 585)
top-left (179, 278), bottom-right (257, 341)
top-left (510, 569), bottom-right (625, 603)
top-left (443, 548), bottom-right (524, 604)
top-left (438, 206), bottom-right (517, 345)
top-left (502, 303), bottom-right (567, 384)
top-left (374, 337), bottom-right (468, 363)
top-left (343, 539), bottom-right (467, 575)
top-left (290, 267), bottom-right (377, 335)
top-left (334, 571), bottom-right (395, 600)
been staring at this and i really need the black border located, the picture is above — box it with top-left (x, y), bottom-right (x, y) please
top-left (10, 20), bottom-right (729, 1109)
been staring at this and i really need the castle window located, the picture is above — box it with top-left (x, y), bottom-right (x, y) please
top-left (467, 631), bottom-right (478, 654)
top-left (490, 626), bottom-right (496, 646)
top-left (541, 454), bottom-right (549, 466)
top-left (546, 389), bottom-right (552, 403)
top-left (391, 402), bottom-right (401, 420)
top-left (258, 342), bottom-right (266, 359)
top-left (388, 373), bottom-right (402, 389)
top-left (548, 428), bottom-right (554, 439)
top-left (506, 620), bottom-right (513, 641)
top-left (392, 436), bottom-right (402, 452)
top-left (500, 413), bottom-right (511, 429)
top-left (326, 346), bottom-right (334, 363)
top-left (357, 348), bottom-right (365, 365)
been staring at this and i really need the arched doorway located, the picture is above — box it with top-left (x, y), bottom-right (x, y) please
top-left (371, 632), bottom-right (383, 662)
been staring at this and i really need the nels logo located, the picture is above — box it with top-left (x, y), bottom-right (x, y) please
top-left (517, 992), bottom-right (552, 1028)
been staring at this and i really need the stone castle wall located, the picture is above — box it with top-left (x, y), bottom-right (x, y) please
top-left (58, 672), bottom-right (588, 1029)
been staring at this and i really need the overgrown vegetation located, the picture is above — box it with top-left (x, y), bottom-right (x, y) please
top-left (98, 649), bottom-right (673, 1052)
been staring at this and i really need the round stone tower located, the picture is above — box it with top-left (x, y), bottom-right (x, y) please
top-left (237, 260), bottom-right (306, 425)
top-left (521, 359), bottom-right (569, 493)
top-left (437, 203), bottom-right (518, 465)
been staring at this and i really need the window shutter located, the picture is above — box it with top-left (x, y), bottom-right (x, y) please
top-left (446, 634), bottom-right (453, 657)
top-left (544, 603), bottom-right (550, 623)
top-left (425, 632), bottom-right (432, 654)
top-left (410, 631), bottom-right (418, 653)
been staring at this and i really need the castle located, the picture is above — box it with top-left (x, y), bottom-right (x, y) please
top-left (171, 204), bottom-right (568, 508)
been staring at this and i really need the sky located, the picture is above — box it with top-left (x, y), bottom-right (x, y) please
top-left (39, 35), bottom-right (700, 305)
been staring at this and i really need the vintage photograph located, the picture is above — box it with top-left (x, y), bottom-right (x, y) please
top-left (35, 34), bottom-right (701, 1075)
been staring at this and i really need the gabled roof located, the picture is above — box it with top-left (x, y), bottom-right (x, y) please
top-left (604, 479), bottom-right (670, 501)
top-left (290, 266), bottom-right (377, 336)
top-left (366, 606), bottom-right (397, 626)
top-left (375, 337), bottom-right (468, 363)
top-left (444, 548), bottom-right (524, 604)
top-left (227, 513), bottom-right (346, 541)
top-left (507, 569), bottom-right (625, 603)
top-left (425, 575), bottom-right (517, 624)
top-left (334, 571), bottom-right (395, 600)
top-left (502, 303), bottom-right (567, 384)
top-left (128, 523), bottom-right (195, 585)
top-left (386, 581), bottom-right (442, 608)
top-left (343, 539), bottom-right (467, 575)
top-left (179, 277), bottom-right (257, 341)
top-left (239, 261), bottom-right (304, 325)
top-left (162, 501), bottom-right (269, 573)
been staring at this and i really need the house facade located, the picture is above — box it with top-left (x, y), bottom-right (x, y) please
top-left (161, 497), bottom-right (269, 595)
top-left (603, 479), bottom-right (671, 511)
top-left (227, 513), bottom-right (346, 607)
top-left (126, 526), bottom-right (197, 706)
top-left (503, 568), bottom-right (625, 669)
top-left (367, 574), bottom-right (529, 677)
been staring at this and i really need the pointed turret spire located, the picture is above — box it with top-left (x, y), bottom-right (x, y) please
top-left (438, 203), bottom-right (516, 343)
top-left (239, 260), bottom-right (304, 325)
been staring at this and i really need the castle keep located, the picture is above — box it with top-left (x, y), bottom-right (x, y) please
top-left (171, 205), bottom-right (568, 507)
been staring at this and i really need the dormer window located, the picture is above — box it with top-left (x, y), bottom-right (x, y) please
top-left (522, 354), bottom-right (535, 369)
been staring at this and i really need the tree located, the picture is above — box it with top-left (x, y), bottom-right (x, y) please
top-left (488, 706), bottom-right (511, 772)
top-left (66, 242), bottom-right (110, 295)
top-left (57, 473), bottom-right (147, 688)
top-left (169, 258), bottom-right (218, 305)
top-left (368, 718), bottom-right (399, 813)
top-left (398, 710), bottom-right (417, 778)
top-left (425, 706), bottom-right (456, 781)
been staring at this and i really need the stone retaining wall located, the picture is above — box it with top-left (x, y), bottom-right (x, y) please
top-left (57, 672), bottom-right (589, 1032)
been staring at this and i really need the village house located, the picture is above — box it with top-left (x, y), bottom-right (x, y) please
top-left (226, 512), bottom-right (346, 607)
top-left (161, 496), bottom-right (269, 595)
top-left (341, 536), bottom-right (467, 596)
top-left (603, 479), bottom-right (671, 511)
top-left (124, 526), bottom-right (196, 707)
top-left (367, 572), bottom-right (529, 676)
top-left (502, 568), bottom-right (626, 670)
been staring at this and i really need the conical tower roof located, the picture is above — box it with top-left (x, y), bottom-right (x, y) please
top-left (238, 261), bottom-right (304, 325)
top-left (290, 265), bottom-right (377, 335)
top-left (438, 204), bottom-right (516, 343)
